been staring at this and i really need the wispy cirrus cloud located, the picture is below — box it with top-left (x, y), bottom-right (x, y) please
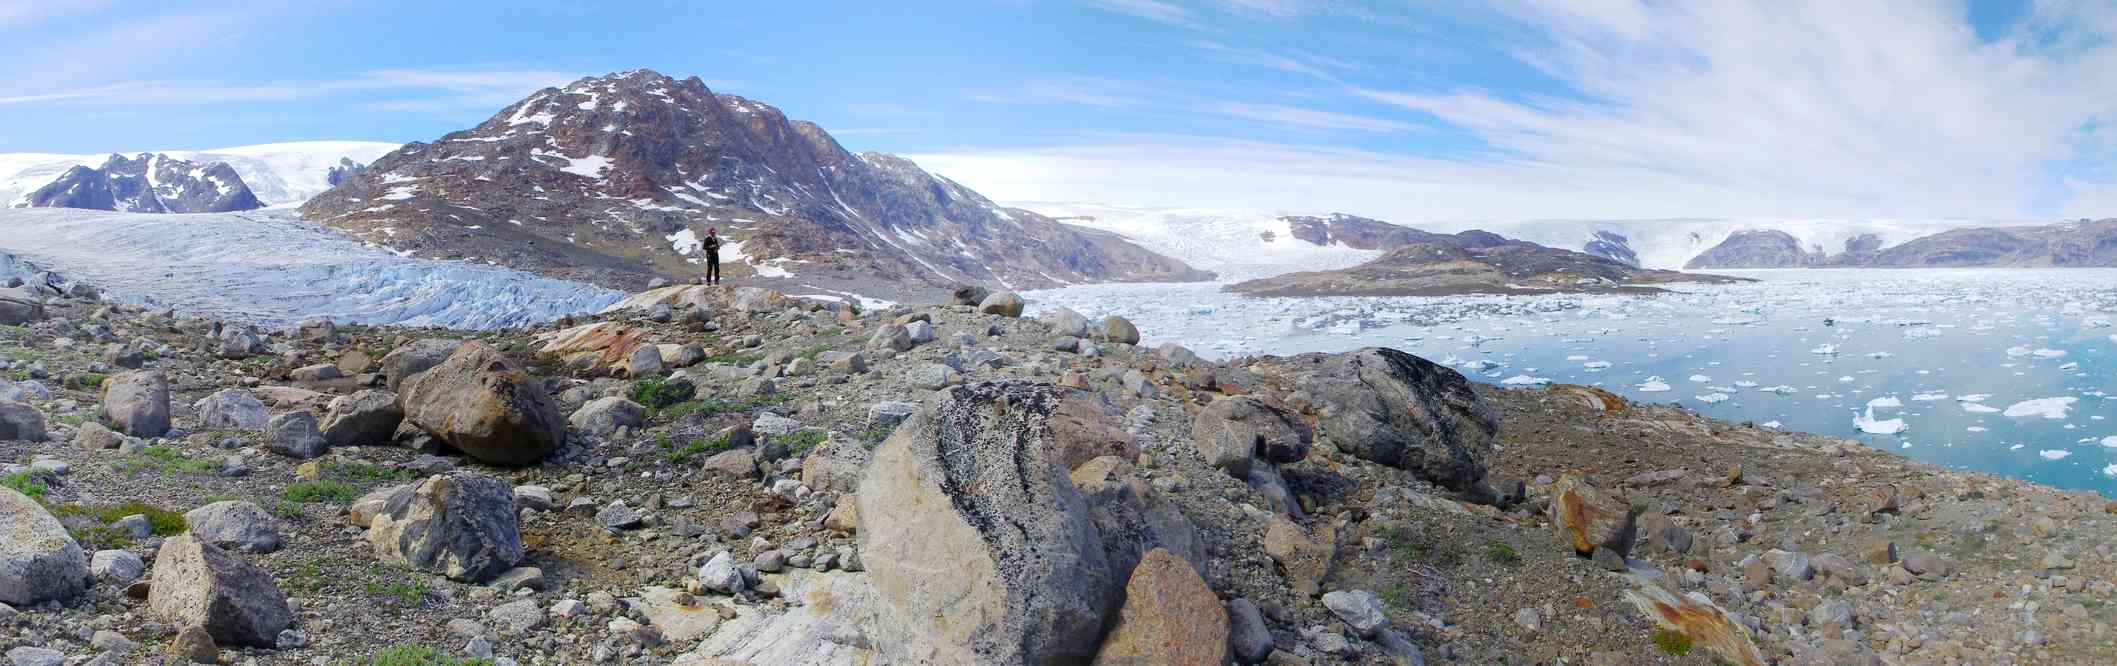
top-left (965, 77), bottom-right (1148, 108)
top-left (1205, 102), bottom-right (1415, 132)
top-left (1086, 0), bottom-right (1199, 28)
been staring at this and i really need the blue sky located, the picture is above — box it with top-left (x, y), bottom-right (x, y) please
top-left (4, 0), bottom-right (2116, 221)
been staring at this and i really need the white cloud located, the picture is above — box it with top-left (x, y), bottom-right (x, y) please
top-left (1087, 0), bottom-right (1198, 28)
top-left (953, 0), bottom-right (2117, 219)
top-left (1206, 102), bottom-right (1416, 132)
top-left (966, 78), bottom-right (1147, 108)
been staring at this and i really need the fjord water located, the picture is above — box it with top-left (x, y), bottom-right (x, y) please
top-left (1030, 269), bottom-right (2117, 497)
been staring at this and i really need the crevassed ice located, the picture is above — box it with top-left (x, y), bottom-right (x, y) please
top-left (0, 208), bottom-right (621, 329)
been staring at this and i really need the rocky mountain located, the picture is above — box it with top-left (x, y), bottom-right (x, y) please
top-left (1231, 224), bottom-right (1743, 297)
top-left (300, 69), bottom-right (1211, 294)
top-left (14, 154), bottom-right (262, 213)
top-left (1684, 219), bottom-right (2117, 268)
top-left (325, 158), bottom-right (366, 187)
top-left (0, 142), bottom-right (397, 209)
top-left (1682, 229), bottom-right (1821, 269)
top-left (1582, 230), bottom-right (1640, 267)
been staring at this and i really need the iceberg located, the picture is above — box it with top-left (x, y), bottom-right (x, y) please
top-left (1852, 407), bottom-right (1907, 435)
top-left (1638, 376), bottom-right (1672, 392)
top-left (1695, 392), bottom-right (1730, 404)
top-left (1500, 374), bottom-right (1551, 388)
top-left (1866, 396), bottom-right (1902, 409)
top-left (1810, 344), bottom-right (1839, 355)
top-left (2038, 450), bottom-right (2071, 461)
top-left (2003, 397), bottom-right (2077, 420)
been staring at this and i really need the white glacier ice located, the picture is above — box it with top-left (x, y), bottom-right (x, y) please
top-left (2003, 397), bottom-right (2077, 420)
top-left (0, 208), bottom-right (621, 329)
top-left (1852, 407), bottom-right (1907, 435)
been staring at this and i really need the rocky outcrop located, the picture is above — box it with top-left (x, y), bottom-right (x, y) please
top-left (0, 487), bottom-right (87, 605)
top-left (367, 472), bottom-right (525, 583)
top-left (1584, 230), bottom-right (1640, 267)
top-left (398, 342), bottom-right (566, 466)
top-left (299, 69), bottom-right (1209, 293)
top-left (1252, 348), bottom-right (1494, 493)
top-left (147, 534), bottom-right (293, 648)
top-left (1234, 225), bottom-right (1740, 297)
top-left (1683, 230), bottom-right (1819, 269)
top-left (857, 381), bottom-right (1115, 665)
top-left (18, 153), bottom-right (263, 213)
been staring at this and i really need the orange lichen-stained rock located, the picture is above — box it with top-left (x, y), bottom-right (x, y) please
top-left (1091, 548), bottom-right (1229, 666)
top-left (535, 322), bottom-right (653, 375)
top-left (1548, 475), bottom-right (1631, 557)
top-left (1621, 577), bottom-right (1767, 666)
top-left (1548, 384), bottom-right (1629, 414)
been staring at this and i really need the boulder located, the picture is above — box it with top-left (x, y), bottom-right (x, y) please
top-left (398, 342), bottom-right (566, 466)
top-left (367, 472), bottom-right (524, 582)
top-left (1070, 456), bottom-right (1205, 582)
top-left (1260, 347), bottom-right (1494, 491)
top-left (213, 325), bottom-right (265, 359)
top-left (625, 344), bottom-right (664, 379)
top-left (533, 322), bottom-right (652, 376)
top-left (1039, 389), bottom-right (1139, 471)
top-left (0, 287), bottom-right (43, 325)
top-left (1041, 308), bottom-right (1091, 338)
top-left (976, 291), bottom-right (1024, 318)
top-left (1227, 598), bottom-right (1274, 663)
top-left (1321, 589), bottom-right (1390, 638)
top-left (377, 338), bottom-right (465, 392)
top-left (1262, 516), bottom-right (1335, 597)
top-left (193, 388), bottom-right (269, 431)
top-left (89, 549), bottom-right (144, 582)
top-left (858, 381), bottom-right (1114, 665)
top-left (949, 284), bottom-right (992, 307)
top-left (569, 397), bottom-right (648, 438)
top-left (1091, 549), bottom-right (1228, 666)
top-left (182, 501), bottom-right (285, 554)
top-left (1098, 315), bottom-right (1140, 345)
top-left (288, 363), bottom-right (343, 382)
top-left (101, 370), bottom-right (171, 437)
top-left (72, 422), bottom-right (124, 451)
top-left (295, 317), bottom-right (336, 341)
top-left (0, 487), bottom-right (87, 605)
top-left (147, 534), bottom-right (293, 648)
top-left (1189, 395), bottom-right (1311, 478)
top-left (0, 401), bottom-right (46, 442)
top-left (318, 390), bottom-right (404, 448)
top-left (1549, 475), bottom-right (1635, 558)
top-left (264, 411), bottom-right (328, 459)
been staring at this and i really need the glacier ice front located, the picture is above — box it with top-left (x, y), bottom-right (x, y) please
top-left (0, 208), bottom-right (622, 329)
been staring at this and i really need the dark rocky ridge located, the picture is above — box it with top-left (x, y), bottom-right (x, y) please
top-left (1237, 215), bottom-right (1743, 297)
top-left (1685, 220), bottom-right (2117, 268)
top-left (299, 69), bottom-right (1211, 294)
top-left (15, 154), bottom-right (263, 214)
top-left (1582, 230), bottom-right (1640, 267)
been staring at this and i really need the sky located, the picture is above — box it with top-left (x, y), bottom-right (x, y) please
top-left (3, 0), bottom-right (2116, 222)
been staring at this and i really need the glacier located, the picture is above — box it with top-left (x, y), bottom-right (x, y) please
top-left (0, 208), bottom-right (621, 329)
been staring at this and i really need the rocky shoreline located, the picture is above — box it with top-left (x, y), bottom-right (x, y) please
top-left (0, 276), bottom-right (2111, 665)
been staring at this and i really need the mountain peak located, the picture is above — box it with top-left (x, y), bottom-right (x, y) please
top-left (300, 69), bottom-right (1210, 294)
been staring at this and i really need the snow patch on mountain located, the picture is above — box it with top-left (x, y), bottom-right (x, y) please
top-left (0, 208), bottom-right (618, 329)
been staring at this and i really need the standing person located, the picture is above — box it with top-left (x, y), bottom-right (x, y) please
top-left (703, 227), bottom-right (722, 285)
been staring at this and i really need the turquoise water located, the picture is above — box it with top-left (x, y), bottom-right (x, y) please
top-left (1030, 269), bottom-right (2117, 497)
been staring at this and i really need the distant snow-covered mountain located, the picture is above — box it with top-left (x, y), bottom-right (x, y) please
top-left (1020, 203), bottom-right (2030, 273)
top-left (0, 141), bottom-right (400, 209)
top-left (18, 153), bottom-right (263, 213)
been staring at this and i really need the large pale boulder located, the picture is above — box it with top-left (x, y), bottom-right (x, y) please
top-left (1189, 395), bottom-right (1311, 478)
top-left (1040, 308), bottom-right (1090, 338)
top-left (569, 397), bottom-right (647, 438)
top-left (0, 287), bottom-right (43, 325)
top-left (398, 342), bottom-right (565, 466)
top-left (101, 370), bottom-right (171, 438)
top-left (377, 338), bottom-right (466, 392)
top-left (0, 487), bottom-right (87, 605)
top-left (367, 472), bottom-right (524, 583)
top-left (976, 292), bottom-right (1024, 318)
top-left (147, 534), bottom-right (292, 648)
top-left (193, 388), bottom-right (269, 431)
top-left (858, 381), bottom-right (1114, 665)
top-left (1092, 548), bottom-right (1228, 666)
top-left (319, 389), bottom-right (404, 447)
top-left (1098, 315), bottom-right (1140, 345)
top-left (1258, 347), bottom-right (1494, 492)
top-left (0, 401), bottom-right (47, 442)
top-left (183, 501), bottom-right (284, 554)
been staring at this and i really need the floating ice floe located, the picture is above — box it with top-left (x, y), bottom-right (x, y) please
top-left (1695, 393), bottom-right (1730, 404)
top-left (1688, 374), bottom-right (1711, 383)
top-left (1810, 344), bottom-right (1839, 355)
top-left (2003, 397), bottom-right (2077, 420)
top-left (1852, 407), bottom-right (1907, 435)
top-left (1461, 359), bottom-right (1504, 372)
top-left (2033, 348), bottom-right (2067, 359)
top-left (1759, 385), bottom-right (1797, 395)
top-left (1582, 361), bottom-right (1612, 371)
top-left (1957, 394), bottom-right (1992, 403)
top-left (1761, 420), bottom-right (1782, 429)
top-left (1866, 396), bottom-right (1902, 409)
top-left (1638, 376), bottom-right (1672, 392)
top-left (1963, 403), bottom-right (2001, 414)
top-left (1733, 380), bottom-right (1758, 388)
top-left (2105, 464), bottom-right (2117, 478)
top-left (2039, 450), bottom-right (2072, 461)
top-left (2100, 436), bottom-right (2117, 448)
top-left (1967, 426), bottom-right (1988, 432)
top-left (1500, 375), bottom-right (1551, 388)
top-left (2005, 346), bottom-right (2033, 357)
top-left (2059, 362), bottom-right (2080, 371)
